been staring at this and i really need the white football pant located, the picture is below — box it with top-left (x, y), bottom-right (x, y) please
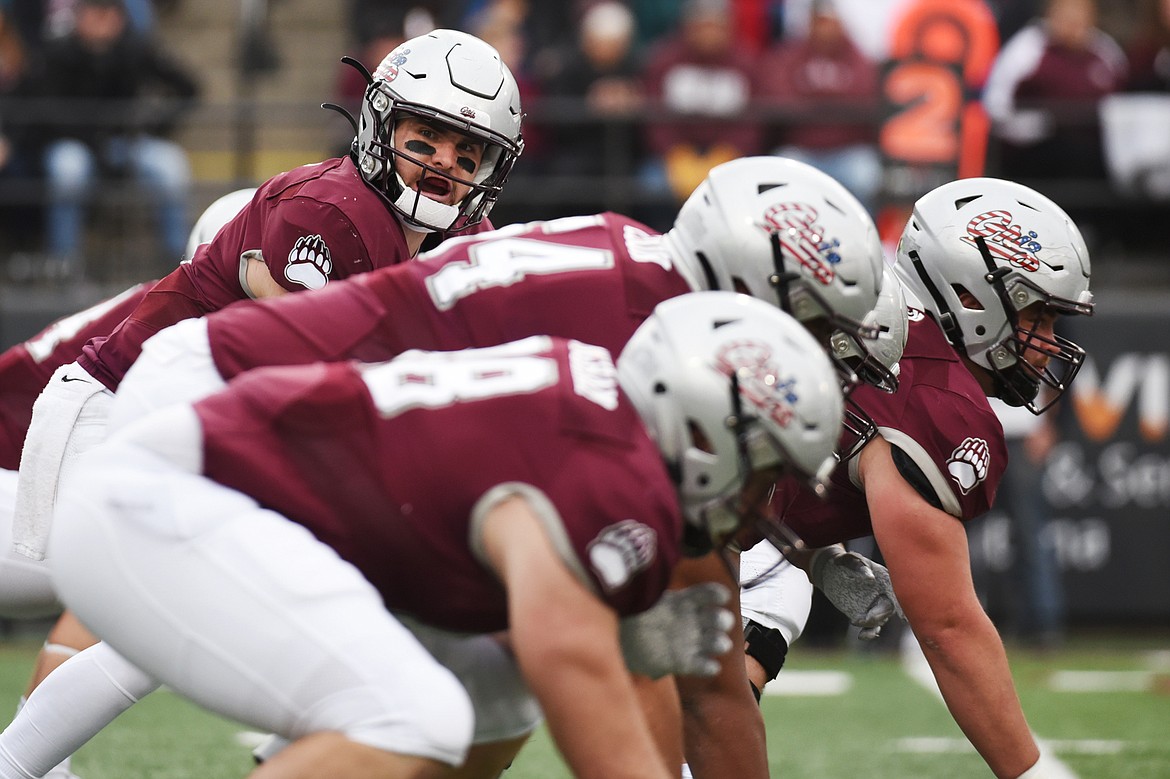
top-left (50, 409), bottom-right (476, 764)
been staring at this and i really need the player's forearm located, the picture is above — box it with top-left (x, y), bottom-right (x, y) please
top-left (676, 650), bottom-right (769, 779)
top-left (916, 612), bottom-right (1040, 778)
top-left (524, 643), bottom-right (673, 779)
top-left (679, 691), bottom-right (769, 779)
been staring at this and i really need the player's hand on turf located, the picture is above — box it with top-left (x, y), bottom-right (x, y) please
top-left (619, 582), bottom-right (734, 678)
top-left (810, 545), bottom-right (904, 640)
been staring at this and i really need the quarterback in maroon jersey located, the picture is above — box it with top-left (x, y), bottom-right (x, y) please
top-left (48, 294), bottom-right (843, 779)
top-left (15, 27), bottom-right (523, 561)
top-left (762, 178), bottom-right (1094, 779)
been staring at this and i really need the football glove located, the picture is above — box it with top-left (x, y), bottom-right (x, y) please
top-left (810, 545), bottom-right (904, 640)
top-left (619, 582), bottom-right (734, 679)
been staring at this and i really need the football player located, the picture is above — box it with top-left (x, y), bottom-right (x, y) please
top-left (731, 264), bottom-right (910, 698)
top-left (49, 293), bottom-right (843, 779)
top-left (3, 28), bottom-right (523, 779)
top-left (762, 178), bottom-right (1094, 779)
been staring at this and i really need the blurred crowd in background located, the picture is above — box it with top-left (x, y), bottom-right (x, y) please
top-left (0, 0), bottom-right (1168, 281)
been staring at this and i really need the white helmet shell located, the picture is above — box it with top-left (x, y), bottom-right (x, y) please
top-left (666, 156), bottom-right (885, 342)
top-left (184, 188), bottom-right (256, 260)
top-left (893, 177), bottom-right (1093, 409)
top-left (356, 29), bottom-right (524, 231)
top-left (617, 291), bottom-right (843, 552)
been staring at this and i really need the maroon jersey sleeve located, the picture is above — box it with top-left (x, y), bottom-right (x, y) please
top-left (0, 283), bottom-right (152, 467)
top-left (186, 157), bottom-right (411, 303)
top-left (206, 213), bottom-right (695, 380)
top-left (777, 311), bottom-right (1007, 547)
top-left (858, 311), bottom-right (1007, 521)
top-left (77, 159), bottom-right (418, 389)
top-left (194, 337), bottom-right (681, 633)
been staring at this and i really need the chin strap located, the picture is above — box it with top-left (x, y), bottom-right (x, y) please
top-left (393, 184), bottom-right (459, 233)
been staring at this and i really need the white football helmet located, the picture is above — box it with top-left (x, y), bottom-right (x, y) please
top-left (665, 156), bottom-right (885, 348)
top-left (617, 291), bottom-right (843, 556)
top-left (184, 188), bottom-right (256, 260)
top-left (354, 29), bottom-right (524, 232)
top-left (894, 177), bottom-right (1093, 412)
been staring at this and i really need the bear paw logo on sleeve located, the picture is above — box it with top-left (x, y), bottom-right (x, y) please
top-left (284, 235), bottom-right (333, 291)
top-left (946, 437), bottom-right (990, 495)
top-left (587, 519), bottom-right (657, 592)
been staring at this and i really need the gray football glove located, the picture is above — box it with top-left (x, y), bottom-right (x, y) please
top-left (619, 582), bottom-right (734, 679)
top-left (810, 546), bottom-right (904, 640)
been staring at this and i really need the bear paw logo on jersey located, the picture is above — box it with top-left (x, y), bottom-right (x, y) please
top-left (946, 436), bottom-right (991, 495)
top-left (587, 519), bottom-right (657, 592)
top-left (374, 50), bottom-right (409, 82)
top-left (760, 202), bottom-right (840, 286)
top-left (284, 234), bottom-right (333, 291)
top-left (716, 340), bottom-right (798, 430)
top-left (962, 210), bottom-right (1043, 272)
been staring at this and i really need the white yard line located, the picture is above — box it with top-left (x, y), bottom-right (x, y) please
top-left (1049, 670), bottom-right (1155, 692)
top-left (895, 737), bottom-right (1126, 756)
top-left (763, 670), bottom-right (853, 696)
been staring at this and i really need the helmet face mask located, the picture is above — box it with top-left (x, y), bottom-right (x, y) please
top-left (971, 243), bottom-right (1091, 412)
top-left (354, 30), bottom-right (524, 232)
top-left (894, 178), bottom-right (1094, 413)
top-left (617, 292), bottom-right (844, 557)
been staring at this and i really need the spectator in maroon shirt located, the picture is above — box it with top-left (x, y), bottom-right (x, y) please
top-left (983, 0), bottom-right (1127, 180)
top-left (758, 0), bottom-right (882, 213)
top-left (639, 0), bottom-right (762, 206)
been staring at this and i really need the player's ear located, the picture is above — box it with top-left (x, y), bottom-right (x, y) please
top-left (955, 287), bottom-right (984, 310)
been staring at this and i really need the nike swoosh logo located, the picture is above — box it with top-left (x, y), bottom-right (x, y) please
top-left (60, 375), bottom-right (90, 383)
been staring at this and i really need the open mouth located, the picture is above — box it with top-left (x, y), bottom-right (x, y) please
top-left (417, 176), bottom-right (452, 199)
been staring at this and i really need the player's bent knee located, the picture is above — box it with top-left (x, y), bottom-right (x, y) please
top-left (310, 665), bottom-right (475, 768)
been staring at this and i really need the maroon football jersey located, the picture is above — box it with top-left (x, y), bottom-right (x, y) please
top-left (76, 157), bottom-right (493, 390)
top-left (207, 213), bottom-right (695, 379)
top-left (775, 307), bottom-right (1008, 547)
top-left (0, 283), bottom-right (151, 469)
top-left (193, 337), bottom-right (682, 632)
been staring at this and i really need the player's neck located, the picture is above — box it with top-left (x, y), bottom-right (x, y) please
top-left (962, 354), bottom-right (999, 398)
top-left (403, 223), bottom-right (427, 257)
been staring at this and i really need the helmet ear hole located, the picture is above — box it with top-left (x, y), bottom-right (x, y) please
top-left (687, 420), bottom-right (715, 455)
top-left (953, 285), bottom-right (984, 310)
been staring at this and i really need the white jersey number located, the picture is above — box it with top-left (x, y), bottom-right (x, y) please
top-left (361, 337), bottom-right (560, 417)
top-left (425, 238), bottom-right (615, 311)
top-left (360, 336), bottom-right (619, 417)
